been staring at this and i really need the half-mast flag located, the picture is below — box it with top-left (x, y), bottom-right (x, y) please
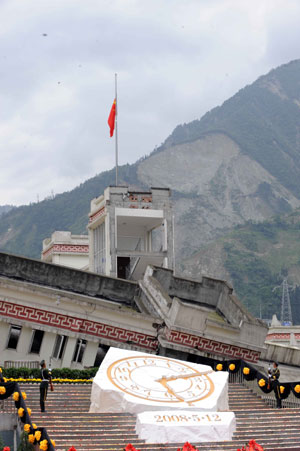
top-left (108, 99), bottom-right (116, 137)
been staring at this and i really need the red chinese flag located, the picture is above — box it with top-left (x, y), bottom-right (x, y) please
top-left (108, 99), bottom-right (116, 137)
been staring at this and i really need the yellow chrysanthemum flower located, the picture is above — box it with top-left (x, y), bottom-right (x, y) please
top-left (280, 385), bottom-right (285, 394)
top-left (294, 384), bottom-right (300, 393)
top-left (243, 367), bottom-right (250, 375)
top-left (229, 364), bottom-right (235, 371)
top-left (18, 407), bottom-right (24, 417)
top-left (0, 386), bottom-right (6, 395)
top-left (40, 439), bottom-right (48, 450)
top-left (28, 434), bottom-right (35, 444)
top-left (51, 439), bottom-right (56, 447)
top-left (258, 378), bottom-right (266, 387)
top-left (27, 407), bottom-right (32, 416)
top-left (13, 392), bottom-right (20, 401)
top-left (32, 423), bottom-right (37, 429)
top-left (216, 363), bottom-right (223, 371)
top-left (22, 391), bottom-right (27, 400)
top-left (35, 430), bottom-right (41, 441)
top-left (24, 424), bottom-right (31, 433)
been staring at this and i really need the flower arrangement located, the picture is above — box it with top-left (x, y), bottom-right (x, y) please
top-left (13, 391), bottom-right (20, 401)
top-left (24, 424), bottom-right (31, 433)
top-left (18, 407), bottom-right (25, 417)
top-left (0, 386), bottom-right (6, 395)
top-left (229, 363), bottom-right (235, 371)
top-left (178, 443), bottom-right (199, 451)
top-left (124, 445), bottom-right (140, 451)
top-left (243, 367), bottom-right (250, 375)
top-left (237, 438), bottom-right (264, 451)
top-left (216, 363), bottom-right (223, 371)
top-left (40, 439), bottom-right (48, 450)
top-left (35, 431), bottom-right (42, 442)
top-left (3, 377), bottom-right (92, 384)
top-left (258, 379), bottom-right (266, 387)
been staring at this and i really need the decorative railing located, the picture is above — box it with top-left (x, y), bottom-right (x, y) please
top-left (4, 361), bottom-right (40, 369)
top-left (0, 380), bottom-right (55, 450)
top-left (225, 359), bottom-right (300, 408)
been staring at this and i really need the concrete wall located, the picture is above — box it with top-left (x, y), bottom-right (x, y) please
top-left (0, 318), bottom-right (113, 369)
top-left (0, 259), bottom-right (157, 369)
top-left (52, 254), bottom-right (89, 270)
top-left (0, 415), bottom-right (17, 451)
top-left (263, 341), bottom-right (300, 367)
top-left (142, 265), bottom-right (268, 355)
top-left (0, 252), bottom-right (139, 306)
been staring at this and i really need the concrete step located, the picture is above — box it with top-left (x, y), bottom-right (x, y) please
top-left (16, 382), bottom-right (300, 451)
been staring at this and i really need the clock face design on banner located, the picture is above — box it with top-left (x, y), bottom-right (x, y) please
top-left (107, 355), bottom-right (214, 405)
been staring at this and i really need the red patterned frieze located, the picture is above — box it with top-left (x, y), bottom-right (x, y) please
top-left (0, 300), bottom-right (157, 350)
top-left (42, 244), bottom-right (89, 259)
top-left (267, 333), bottom-right (300, 340)
top-left (89, 206), bottom-right (106, 224)
top-left (165, 329), bottom-right (260, 363)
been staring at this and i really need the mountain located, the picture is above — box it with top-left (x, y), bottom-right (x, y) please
top-left (182, 209), bottom-right (300, 324)
top-left (137, 59), bottom-right (300, 257)
top-left (1, 59), bottom-right (300, 320)
top-left (0, 205), bottom-right (14, 216)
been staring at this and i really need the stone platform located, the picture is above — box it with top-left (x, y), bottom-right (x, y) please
top-left (90, 347), bottom-right (229, 414)
top-left (135, 410), bottom-right (236, 443)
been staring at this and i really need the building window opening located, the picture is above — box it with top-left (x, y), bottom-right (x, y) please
top-left (7, 325), bottom-right (22, 350)
top-left (52, 335), bottom-right (68, 360)
top-left (29, 329), bottom-right (44, 354)
top-left (72, 339), bottom-right (87, 363)
top-left (117, 256), bottom-right (131, 279)
top-left (94, 344), bottom-right (109, 367)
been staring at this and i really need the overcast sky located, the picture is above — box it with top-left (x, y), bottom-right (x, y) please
top-left (0, 0), bottom-right (300, 206)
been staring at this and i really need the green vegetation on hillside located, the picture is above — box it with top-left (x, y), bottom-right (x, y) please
top-left (221, 211), bottom-right (300, 323)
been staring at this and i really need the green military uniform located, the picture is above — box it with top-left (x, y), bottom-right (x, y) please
top-left (271, 366), bottom-right (281, 408)
top-left (39, 361), bottom-right (52, 412)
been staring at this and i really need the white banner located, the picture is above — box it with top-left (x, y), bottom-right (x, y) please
top-left (136, 410), bottom-right (236, 443)
top-left (90, 347), bottom-right (229, 414)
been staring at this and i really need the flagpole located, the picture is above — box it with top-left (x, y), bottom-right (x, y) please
top-left (115, 73), bottom-right (118, 186)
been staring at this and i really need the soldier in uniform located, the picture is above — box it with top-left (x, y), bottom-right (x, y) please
top-left (270, 361), bottom-right (281, 408)
top-left (39, 360), bottom-right (52, 413)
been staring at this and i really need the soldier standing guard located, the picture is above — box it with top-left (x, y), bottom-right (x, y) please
top-left (270, 361), bottom-right (281, 408)
top-left (39, 360), bottom-right (53, 413)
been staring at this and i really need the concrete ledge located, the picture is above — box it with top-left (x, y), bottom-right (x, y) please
top-left (263, 341), bottom-right (300, 366)
top-left (0, 252), bottom-right (139, 306)
top-left (0, 413), bottom-right (17, 430)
